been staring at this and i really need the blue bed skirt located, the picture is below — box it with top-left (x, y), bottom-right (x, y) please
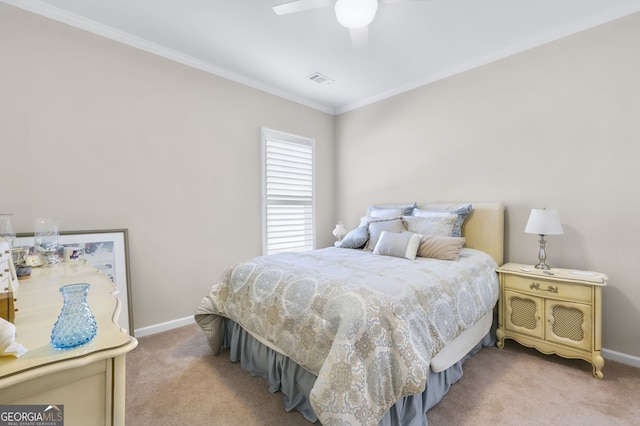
top-left (223, 319), bottom-right (495, 425)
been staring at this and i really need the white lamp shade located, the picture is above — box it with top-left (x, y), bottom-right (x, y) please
top-left (335, 0), bottom-right (378, 29)
top-left (524, 208), bottom-right (564, 235)
top-left (332, 223), bottom-right (347, 239)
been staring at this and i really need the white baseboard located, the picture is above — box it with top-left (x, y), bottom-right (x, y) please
top-left (134, 318), bottom-right (640, 370)
top-left (603, 348), bottom-right (640, 369)
top-left (134, 315), bottom-right (196, 338)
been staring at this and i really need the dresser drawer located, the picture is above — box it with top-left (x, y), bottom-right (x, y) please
top-left (0, 291), bottom-right (15, 323)
top-left (503, 274), bottom-right (592, 304)
top-left (0, 242), bottom-right (10, 264)
top-left (0, 257), bottom-right (15, 322)
top-left (0, 260), bottom-right (10, 291)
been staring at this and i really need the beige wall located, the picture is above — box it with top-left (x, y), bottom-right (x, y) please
top-left (335, 13), bottom-right (640, 359)
top-left (2, 4), bottom-right (639, 361)
top-left (0, 6), bottom-right (335, 332)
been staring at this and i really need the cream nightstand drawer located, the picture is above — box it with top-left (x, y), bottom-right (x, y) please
top-left (503, 274), bottom-right (592, 304)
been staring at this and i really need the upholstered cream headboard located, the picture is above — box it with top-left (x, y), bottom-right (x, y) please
top-left (415, 202), bottom-right (505, 266)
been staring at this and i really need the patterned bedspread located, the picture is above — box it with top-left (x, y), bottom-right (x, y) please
top-left (195, 247), bottom-right (498, 425)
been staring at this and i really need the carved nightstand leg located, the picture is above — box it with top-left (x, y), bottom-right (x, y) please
top-left (496, 328), bottom-right (505, 349)
top-left (592, 352), bottom-right (605, 379)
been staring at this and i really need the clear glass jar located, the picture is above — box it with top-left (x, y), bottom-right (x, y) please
top-left (34, 217), bottom-right (60, 266)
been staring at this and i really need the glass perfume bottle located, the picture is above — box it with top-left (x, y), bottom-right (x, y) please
top-left (50, 283), bottom-right (98, 349)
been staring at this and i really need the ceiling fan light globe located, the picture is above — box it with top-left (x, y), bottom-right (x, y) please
top-left (335, 0), bottom-right (378, 29)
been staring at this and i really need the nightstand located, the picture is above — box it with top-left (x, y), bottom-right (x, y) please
top-left (496, 262), bottom-right (607, 378)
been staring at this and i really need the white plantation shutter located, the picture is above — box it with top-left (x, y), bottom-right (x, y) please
top-left (262, 128), bottom-right (315, 255)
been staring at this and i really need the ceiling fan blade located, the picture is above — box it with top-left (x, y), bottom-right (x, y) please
top-left (273, 0), bottom-right (334, 16)
top-left (350, 26), bottom-right (368, 48)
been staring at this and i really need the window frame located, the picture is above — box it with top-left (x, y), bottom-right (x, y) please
top-left (261, 127), bottom-right (316, 255)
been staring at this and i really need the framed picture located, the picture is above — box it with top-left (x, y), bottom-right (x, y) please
top-left (15, 229), bottom-right (134, 336)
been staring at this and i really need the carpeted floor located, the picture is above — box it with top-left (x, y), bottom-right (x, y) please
top-left (126, 324), bottom-right (640, 425)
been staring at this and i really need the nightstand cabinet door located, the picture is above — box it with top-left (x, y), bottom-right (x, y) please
top-left (546, 300), bottom-right (592, 352)
top-left (504, 290), bottom-right (544, 339)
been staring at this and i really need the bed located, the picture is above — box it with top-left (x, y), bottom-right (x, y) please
top-left (195, 202), bottom-right (504, 425)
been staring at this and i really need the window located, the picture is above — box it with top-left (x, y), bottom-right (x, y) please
top-left (262, 128), bottom-right (315, 255)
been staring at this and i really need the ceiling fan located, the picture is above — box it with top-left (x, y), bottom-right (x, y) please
top-left (273, 0), bottom-right (427, 45)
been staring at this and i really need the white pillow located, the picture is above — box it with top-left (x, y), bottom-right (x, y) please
top-left (402, 213), bottom-right (457, 237)
top-left (413, 204), bottom-right (472, 238)
top-left (373, 231), bottom-right (422, 260)
top-left (368, 208), bottom-right (404, 219)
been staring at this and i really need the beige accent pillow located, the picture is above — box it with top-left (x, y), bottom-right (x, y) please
top-left (417, 236), bottom-right (466, 261)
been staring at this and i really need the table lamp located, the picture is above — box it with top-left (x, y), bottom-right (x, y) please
top-left (524, 208), bottom-right (564, 270)
top-left (332, 222), bottom-right (347, 241)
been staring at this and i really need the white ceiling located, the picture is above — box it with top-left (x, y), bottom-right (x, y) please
top-left (4, 0), bottom-right (640, 114)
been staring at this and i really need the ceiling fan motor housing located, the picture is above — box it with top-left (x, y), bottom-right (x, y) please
top-left (334, 0), bottom-right (379, 29)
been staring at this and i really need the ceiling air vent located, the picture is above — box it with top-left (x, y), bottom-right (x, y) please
top-left (308, 72), bottom-right (334, 86)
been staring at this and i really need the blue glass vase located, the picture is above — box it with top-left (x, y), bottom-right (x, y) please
top-left (51, 283), bottom-right (97, 349)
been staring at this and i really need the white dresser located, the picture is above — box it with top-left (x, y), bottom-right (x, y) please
top-left (0, 238), bottom-right (16, 322)
top-left (0, 262), bottom-right (137, 425)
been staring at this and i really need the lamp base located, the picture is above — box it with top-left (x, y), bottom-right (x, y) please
top-left (534, 234), bottom-right (551, 270)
